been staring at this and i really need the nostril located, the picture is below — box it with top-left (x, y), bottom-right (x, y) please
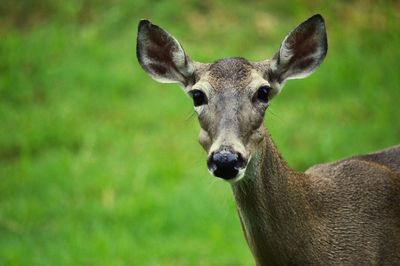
top-left (207, 152), bottom-right (217, 172)
top-left (234, 152), bottom-right (246, 170)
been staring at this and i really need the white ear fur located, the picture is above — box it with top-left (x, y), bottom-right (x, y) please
top-left (271, 14), bottom-right (328, 83)
top-left (136, 20), bottom-right (194, 86)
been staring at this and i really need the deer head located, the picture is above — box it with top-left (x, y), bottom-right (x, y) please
top-left (137, 14), bottom-right (327, 183)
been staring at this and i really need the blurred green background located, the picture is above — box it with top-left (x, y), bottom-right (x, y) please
top-left (0, 0), bottom-right (399, 265)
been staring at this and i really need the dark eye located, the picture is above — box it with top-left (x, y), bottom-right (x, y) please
top-left (189, 89), bottom-right (207, 107)
top-left (256, 85), bottom-right (272, 103)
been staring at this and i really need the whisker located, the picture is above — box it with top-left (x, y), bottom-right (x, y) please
top-left (268, 107), bottom-right (280, 119)
top-left (267, 107), bottom-right (286, 125)
top-left (185, 110), bottom-right (196, 121)
top-left (206, 178), bottom-right (218, 190)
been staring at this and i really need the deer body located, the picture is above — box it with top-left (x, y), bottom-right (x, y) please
top-left (234, 129), bottom-right (400, 265)
top-left (136, 14), bottom-right (400, 265)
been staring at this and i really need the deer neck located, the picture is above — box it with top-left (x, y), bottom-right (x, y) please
top-left (232, 127), bottom-right (311, 264)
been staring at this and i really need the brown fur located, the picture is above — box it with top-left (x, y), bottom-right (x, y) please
top-left (234, 129), bottom-right (400, 265)
top-left (136, 15), bottom-right (400, 265)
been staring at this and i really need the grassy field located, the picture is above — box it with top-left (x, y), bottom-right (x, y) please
top-left (1, 0), bottom-right (399, 265)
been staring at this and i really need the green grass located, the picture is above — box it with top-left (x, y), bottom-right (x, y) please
top-left (0, 0), bottom-right (399, 265)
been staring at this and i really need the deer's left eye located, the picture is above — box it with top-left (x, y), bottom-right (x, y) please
top-left (256, 85), bottom-right (272, 103)
top-left (189, 89), bottom-right (207, 107)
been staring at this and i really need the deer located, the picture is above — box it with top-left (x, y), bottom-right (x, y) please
top-left (136, 14), bottom-right (400, 265)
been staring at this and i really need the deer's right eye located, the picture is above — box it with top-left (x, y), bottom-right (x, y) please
top-left (189, 89), bottom-right (207, 107)
top-left (256, 85), bottom-right (272, 103)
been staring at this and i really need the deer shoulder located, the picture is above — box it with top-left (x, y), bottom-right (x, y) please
top-left (303, 145), bottom-right (400, 264)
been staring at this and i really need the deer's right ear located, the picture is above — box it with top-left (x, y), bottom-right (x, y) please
top-left (136, 20), bottom-right (195, 86)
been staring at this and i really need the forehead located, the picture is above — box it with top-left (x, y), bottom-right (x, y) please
top-left (206, 57), bottom-right (254, 89)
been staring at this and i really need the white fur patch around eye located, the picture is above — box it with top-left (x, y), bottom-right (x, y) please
top-left (247, 70), bottom-right (283, 98)
top-left (193, 105), bottom-right (205, 114)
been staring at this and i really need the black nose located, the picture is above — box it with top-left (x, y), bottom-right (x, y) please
top-left (207, 151), bottom-right (246, 180)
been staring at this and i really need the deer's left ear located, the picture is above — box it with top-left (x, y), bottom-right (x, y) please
top-left (136, 20), bottom-right (195, 86)
top-left (270, 14), bottom-right (328, 83)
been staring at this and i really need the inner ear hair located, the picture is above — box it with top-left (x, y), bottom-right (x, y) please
top-left (136, 19), bottom-right (195, 85)
top-left (272, 14), bottom-right (328, 82)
